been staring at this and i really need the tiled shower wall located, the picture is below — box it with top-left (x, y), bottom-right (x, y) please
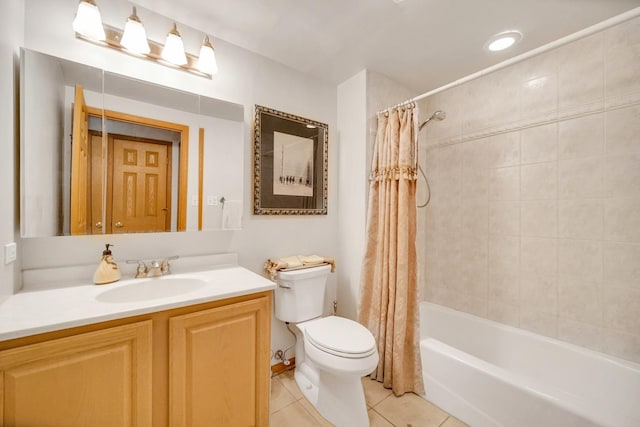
top-left (419, 16), bottom-right (640, 363)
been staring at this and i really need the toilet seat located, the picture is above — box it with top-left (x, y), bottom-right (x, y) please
top-left (304, 316), bottom-right (376, 359)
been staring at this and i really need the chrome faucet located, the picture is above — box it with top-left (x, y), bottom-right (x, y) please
top-left (135, 261), bottom-right (148, 278)
top-left (127, 256), bottom-right (179, 278)
top-left (161, 258), bottom-right (172, 274)
top-left (127, 260), bottom-right (149, 278)
top-left (148, 260), bottom-right (163, 277)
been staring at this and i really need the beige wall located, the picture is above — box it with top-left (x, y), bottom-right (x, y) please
top-left (337, 70), bottom-right (368, 320)
top-left (336, 70), bottom-right (414, 320)
top-left (420, 16), bottom-right (640, 363)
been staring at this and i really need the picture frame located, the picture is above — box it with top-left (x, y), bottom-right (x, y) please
top-left (253, 105), bottom-right (328, 215)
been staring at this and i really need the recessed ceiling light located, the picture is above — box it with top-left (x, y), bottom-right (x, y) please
top-left (484, 30), bottom-right (522, 52)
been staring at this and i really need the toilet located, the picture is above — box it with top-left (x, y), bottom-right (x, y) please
top-left (275, 264), bottom-right (378, 427)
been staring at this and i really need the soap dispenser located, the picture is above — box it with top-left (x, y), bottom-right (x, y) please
top-left (93, 244), bottom-right (121, 285)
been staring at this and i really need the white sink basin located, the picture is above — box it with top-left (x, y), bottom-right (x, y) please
top-left (96, 277), bottom-right (206, 303)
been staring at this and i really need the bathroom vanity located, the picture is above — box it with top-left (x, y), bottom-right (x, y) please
top-left (0, 262), bottom-right (274, 427)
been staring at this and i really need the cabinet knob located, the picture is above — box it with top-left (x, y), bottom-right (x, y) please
top-left (115, 221), bottom-right (124, 228)
top-left (95, 221), bottom-right (102, 229)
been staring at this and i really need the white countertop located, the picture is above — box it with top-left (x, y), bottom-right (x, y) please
top-left (0, 264), bottom-right (275, 342)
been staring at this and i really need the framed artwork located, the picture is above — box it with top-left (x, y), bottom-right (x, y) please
top-left (253, 105), bottom-right (328, 215)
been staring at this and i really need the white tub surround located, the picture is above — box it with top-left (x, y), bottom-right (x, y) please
top-left (1, 253), bottom-right (275, 341)
top-left (420, 14), bottom-right (640, 365)
top-left (420, 302), bottom-right (640, 427)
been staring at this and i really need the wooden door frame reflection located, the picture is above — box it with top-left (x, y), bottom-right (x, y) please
top-left (86, 107), bottom-right (190, 232)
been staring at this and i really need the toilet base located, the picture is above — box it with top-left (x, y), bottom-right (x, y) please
top-left (295, 361), bottom-right (369, 427)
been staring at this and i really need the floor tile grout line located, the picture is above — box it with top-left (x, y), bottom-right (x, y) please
top-left (277, 372), bottom-right (305, 400)
top-left (369, 394), bottom-right (394, 409)
top-left (270, 398), bottom-right (299, 415)
top-left (269, 377), bottom-right (298, 415)
top-left (371, 390), bottom-right (396, 410)
top-left (296, 400), bottom-right (325, 427)
top-left (370, 406), bottom-right (397, 427)
top-left (270, 399), bottom-right (324, 426)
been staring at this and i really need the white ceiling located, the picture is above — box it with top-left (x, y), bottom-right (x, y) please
top-left (133, 0), bottom-right (640, 94)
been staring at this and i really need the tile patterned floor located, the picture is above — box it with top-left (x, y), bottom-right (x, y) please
top-left (270, 370), bottom-right (468, 427)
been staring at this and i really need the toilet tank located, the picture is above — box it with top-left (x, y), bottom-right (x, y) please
top-left (275, 264), bottom-right (332, 323)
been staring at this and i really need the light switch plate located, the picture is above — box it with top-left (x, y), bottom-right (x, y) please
top-left (4, 242), bottom-right (17, 264)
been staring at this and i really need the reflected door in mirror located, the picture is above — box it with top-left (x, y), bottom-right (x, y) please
top-left (109, 136), bottom-right (171, 233)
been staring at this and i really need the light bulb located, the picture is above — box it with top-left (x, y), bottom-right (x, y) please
top-left (72, 0), bottom-right (106, 41)
top-left (488, 36), bottom-right (516, 51)
top-left (161, 23), bottom-right (187, 66)
top-left (484, 30), bottom-right (523, 52)
top-left (196, 35), bottom-right (218, 75)
top-left (120, 7), bottom-right (150, 54)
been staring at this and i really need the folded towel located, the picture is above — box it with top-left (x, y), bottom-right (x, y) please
top-left (222, 199), bottom-right (243, 230)
top-left (280, 256), bottom-right (303, 269)
top-left (264, 255), bottom-right (336, 281)
top-left (299, 255), bottom-right (325, 266)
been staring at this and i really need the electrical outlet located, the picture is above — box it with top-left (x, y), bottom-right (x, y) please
top-left (191, 196), bottom-right (198, 206)
top-left (207, 196), bottom-right (219, 206)
top-left (4, 242), bottom-right (17, 264)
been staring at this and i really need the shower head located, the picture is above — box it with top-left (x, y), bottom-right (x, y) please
top-left (418, 110), bottom-right (447, 131)
top-left (430, 110), bottom-right (446, 121)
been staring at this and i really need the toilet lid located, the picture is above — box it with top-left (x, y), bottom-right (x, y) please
top-left (305, 316), bottom-right (376, 358)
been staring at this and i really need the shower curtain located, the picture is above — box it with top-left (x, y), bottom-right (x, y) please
top-left (358, 105), bottom-right (424, 396)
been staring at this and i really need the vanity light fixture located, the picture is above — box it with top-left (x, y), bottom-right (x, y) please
top-left (120, 7), bottom-right (150, 54)
top-left (161, 23), bottom-right (188, 66)
top-left (72, 2), bottom-right (217, 79)
top-left (196, 35), bottom-right (218, 75)
top-left (72, 0), bottom-right (106, 41)
top-left (484, 30), bottom-right (523, 52)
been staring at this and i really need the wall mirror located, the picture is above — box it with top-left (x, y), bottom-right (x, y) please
top-left (20, 48), bottom-right (244, 237)
top-left (253, 105), bottom-right (328, 215)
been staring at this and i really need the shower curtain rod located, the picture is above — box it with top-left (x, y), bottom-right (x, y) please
top-left (376, 6), bottom-right (640, 116)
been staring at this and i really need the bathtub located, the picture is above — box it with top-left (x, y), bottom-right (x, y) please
top-left (419, 302), bottom-right (640, 427)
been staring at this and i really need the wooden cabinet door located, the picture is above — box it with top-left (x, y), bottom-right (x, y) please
top-left (169, 295), bottom-right (271, 427)
top-left (0, 321), bottom-right (152, 427)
